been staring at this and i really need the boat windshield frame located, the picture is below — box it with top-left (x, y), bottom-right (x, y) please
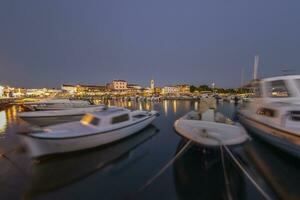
top-left (81, 114), bottom-right (100, 126)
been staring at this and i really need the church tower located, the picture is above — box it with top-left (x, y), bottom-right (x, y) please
top-left (150, 79), bottom-right (155, 93)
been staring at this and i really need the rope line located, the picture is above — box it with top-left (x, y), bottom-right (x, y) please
top-left (223, 145), bottom-right (272, 200)
top-left (137, 140), bottom-right (192, 193)
top-left (220, 145), bottom-right (233, 200)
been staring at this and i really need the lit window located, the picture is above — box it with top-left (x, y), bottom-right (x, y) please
top-left (266, 80), bottom-right (290, 98)
top-left (111, 114), bottom-right (129, 124)
top-left (81, 114), bottom-right (100, 126)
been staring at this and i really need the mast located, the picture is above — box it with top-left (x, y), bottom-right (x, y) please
top-left (253, 55), bottom-right (259, 80)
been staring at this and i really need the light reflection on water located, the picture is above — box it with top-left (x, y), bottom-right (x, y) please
top-left (0, 111), bottom-right (7, 134)
top-left (0, 105), bottom-right (21, 134)
top-left (0, 101), bottom-right (299, 200)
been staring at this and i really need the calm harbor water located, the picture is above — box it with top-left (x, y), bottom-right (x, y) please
top-left (0, 100), bottom-right (299, 200)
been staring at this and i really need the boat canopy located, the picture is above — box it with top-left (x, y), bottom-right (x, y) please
top-left (255, 75), bottom-right (300, 103)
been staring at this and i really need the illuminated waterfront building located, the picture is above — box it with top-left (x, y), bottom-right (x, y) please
top-left (176, 84), bottom-right (191, 94)
top-left (76, 84), bottom-right (106, 96)
top-left (162, 86), bottom-right (179, 95)
top-left (0, 85), bottom-right (4, 97)
top-left (127, 84), bottom-right (143, 95)
top-left (108, 80), bottom-right (128, 91)
top-left (61, 84), bottom-right (77, 95)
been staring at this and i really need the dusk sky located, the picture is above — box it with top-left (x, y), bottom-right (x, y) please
top-left (0, 0), bottom-right (300, 88)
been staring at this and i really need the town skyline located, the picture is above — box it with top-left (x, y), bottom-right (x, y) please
top-left (1, 1), bottom-right (300, 88)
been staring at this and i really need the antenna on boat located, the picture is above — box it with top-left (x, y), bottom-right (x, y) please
top-left (253, 55), bottom-right (259, 80)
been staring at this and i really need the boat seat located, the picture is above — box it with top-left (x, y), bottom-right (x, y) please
top-left (201, 109), bottom-right (215, 122)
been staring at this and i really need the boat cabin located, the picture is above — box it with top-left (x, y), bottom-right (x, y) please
top-left (80, 108), bottom-right (151, 128)
top-left (256, 75), bottom-right (300, 103)
top-left (247, 75), bottom-right (300, 131)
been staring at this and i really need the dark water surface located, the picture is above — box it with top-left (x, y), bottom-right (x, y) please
top-left (0, 101), bottom-right (299, 200)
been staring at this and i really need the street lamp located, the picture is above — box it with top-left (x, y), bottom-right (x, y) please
top-left (212, 82), bottom-right (215, 94)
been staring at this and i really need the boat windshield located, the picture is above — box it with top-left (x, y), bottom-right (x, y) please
top-left (295, 79), bottom-right (300, 93)
top-left (81, 114), bottom-right (100, 126)
top-left (266, 80), bottom-right (290, 98)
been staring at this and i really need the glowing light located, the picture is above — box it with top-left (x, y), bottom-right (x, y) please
top-left (163, 100), bottom-right (168, 116)
top-left (0, 111), bottom-right (7, 134)
top-left (145, 102), bottom-right (150, 110)
top-left (139, 102), bottom-right (143, 110)
top-left (194, 101), bottom-right (198, 111)
top-left (173, 100), bottom-right (177, 114)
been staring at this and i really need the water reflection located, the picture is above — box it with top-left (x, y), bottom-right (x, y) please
top-left (0, 106), bottom-right (23, 134)
top-left (244, 139), bottom-right (300, 200)
top-left (173, 100), bottom-right (177, 114)
top-left (26, 125), bottom-right (159, 198)
top-left (163, 100), bottom-right (168, 116)
top-left (0, 101), bottom-right (298, 199)
top-left (173, 141), bottom-right (259, 200)
top-left (0, 111), bottom-right (7, 134)
top-left (194, 101), bottom-right (198, 111)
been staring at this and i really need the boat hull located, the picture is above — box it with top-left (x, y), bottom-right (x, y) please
top-left (21, 115), bottom-right (157, 158)
top-left (174, 119), bottom-right (249, 146)
top-left (238, 113), bottom-right (300, 159)
top-left (19, 106), bottom-right (105, 126)
top-left (20, 115), bottom-right (83, 127)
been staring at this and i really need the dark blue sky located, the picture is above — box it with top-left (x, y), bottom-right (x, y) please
top-left (1, 0), bottom-right (300, 88)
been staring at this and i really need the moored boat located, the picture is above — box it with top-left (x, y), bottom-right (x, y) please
top-left (18, 105), bottom-right (106, 127)
top-left (20, 107), bottom-right (159, 158)
top-left (24, 99), bottom-right (96, 111)
top-left (174, 109), bottom-right (249, 146)
top-left (238, 75), bottom-right (300, 158)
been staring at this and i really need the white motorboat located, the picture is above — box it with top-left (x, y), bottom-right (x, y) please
top-left (18, 105), bottom-right (106, 127)
top-left (26, 125), bottom-right (158, 194)
top-left (20, 108), bottom-right (159, 158)
top-left (238, 75), bottom-right (300, 158)
top-left (24, 99), bottom-right (96, 111)
top-left (174, 109), bottom-right (249, 146)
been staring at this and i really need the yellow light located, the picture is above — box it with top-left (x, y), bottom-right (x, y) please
top-left (163, 100), bottom-right (168, 116)
top-left (194, 101), bottom-right (198, 111)
top-left (0, 111), bottom-right (7, 133)
top-left (173, 100), bottom-right (177, 114)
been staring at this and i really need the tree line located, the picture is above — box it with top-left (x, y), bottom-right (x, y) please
top-left (190, 85), bottom-right (251, 94)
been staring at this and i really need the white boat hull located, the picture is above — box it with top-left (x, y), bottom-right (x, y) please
top-left (19, 106), bottom-right (105, 126)
top-left (238, 113), bottom-right (300, 158)
top-left (21, 115), bottom-right (157, 158)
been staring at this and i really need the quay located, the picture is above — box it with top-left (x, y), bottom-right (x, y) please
top-left (0, 98), bottom-right (18, 109)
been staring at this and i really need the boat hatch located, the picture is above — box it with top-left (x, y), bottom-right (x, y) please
top-left (290, 111), bottom-right (300, 121)
top-left (256, 107), bottom-right (277, 118)
top-left (111, 114), bottom-right (129, 124)
top-left (81, 114), bottom-right (100, 126)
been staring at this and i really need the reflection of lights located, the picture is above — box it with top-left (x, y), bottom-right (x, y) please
top-left (163, 100), bottom-right (168, 116)
top-left (194, 101), bottom-right (198, 111)
top-left (0, 111), bottom-right (7, 134)
top-left (139, 102), bottom-right (143, 110)
top-left (145, 102), bottom-right (150, 110)
top-left (173, 100), bottom-right (177, 114)
top-left (6, 106), bottom-right (17, 123)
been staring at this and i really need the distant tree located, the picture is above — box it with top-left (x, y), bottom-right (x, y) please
top-left (198, 85), bottom-right (212, 92)
top-left (190, 85), bottom-right (197, 93)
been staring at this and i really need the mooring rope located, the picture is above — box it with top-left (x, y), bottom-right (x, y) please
top-left (222, 145), bottom-right (272, 200)
top-left (131, 126), bottom-right (272, 200)
top-left (220, 144), bottom-right (233, 200)
top-left (200, 130), bottom-right (272, 200)
top-left (137, 140), bottom-right (193, 193)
